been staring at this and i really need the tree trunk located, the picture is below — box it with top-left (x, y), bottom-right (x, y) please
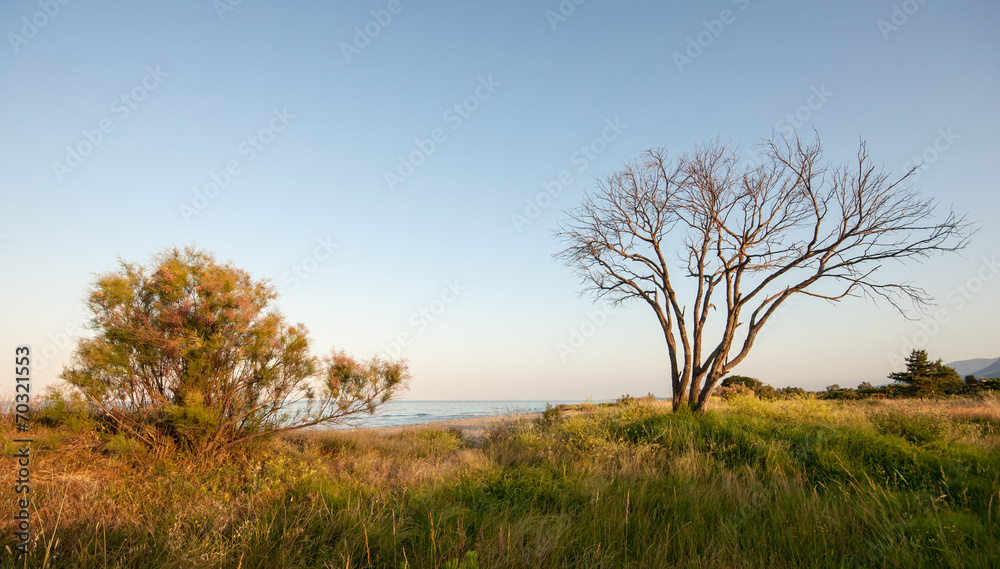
top-left (672, 389), bottom-right (687, 411)
top-left (692, 390), bottom-right (711, 413)
top-left (689, 371), bottom-right (720, 413)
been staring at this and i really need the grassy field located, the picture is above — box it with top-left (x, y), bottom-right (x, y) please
top-left (2, 395), bottom-right (999, 568)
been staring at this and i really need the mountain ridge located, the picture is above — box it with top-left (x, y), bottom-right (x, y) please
top-left (945, 356), bottom-right (1000, 378)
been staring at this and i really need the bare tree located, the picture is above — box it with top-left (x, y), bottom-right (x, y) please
top-left (555, 135), bottom-right (974, 411)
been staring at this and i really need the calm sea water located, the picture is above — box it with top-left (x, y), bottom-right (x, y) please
top-left (330, 400), bottom-right (581, 430)
top-left (0, 399), bottom-right (584, 430)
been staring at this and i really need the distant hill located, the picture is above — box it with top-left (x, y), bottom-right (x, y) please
top-left (972, 358), bottom-right (1000, 379)
top-left (946, 356), bottom-right (1000, 378)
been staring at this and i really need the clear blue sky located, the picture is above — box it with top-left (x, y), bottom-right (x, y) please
top-left (2, 0), bottom-right (998, 400)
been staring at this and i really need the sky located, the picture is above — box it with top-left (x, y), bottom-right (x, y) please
top-left (1, 0), bottom-right (998, 401)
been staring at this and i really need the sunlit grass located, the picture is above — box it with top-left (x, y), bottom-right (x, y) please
top-left (2, 395), bottom-right (998, 567)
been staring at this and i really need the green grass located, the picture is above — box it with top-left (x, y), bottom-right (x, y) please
top-left (2, 395), bottom-right (999, 568)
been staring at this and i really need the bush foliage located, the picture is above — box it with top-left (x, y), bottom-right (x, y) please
top-left (59, 245), bottom-right (408, 455)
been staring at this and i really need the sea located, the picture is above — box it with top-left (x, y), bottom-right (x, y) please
top-left (0, 399), bottom-right (587, 430)
top-left (330, 400), bottom-right (582, 430)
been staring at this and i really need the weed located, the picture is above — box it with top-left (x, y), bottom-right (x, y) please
top-left (2, 397), bottom-right (998, 568)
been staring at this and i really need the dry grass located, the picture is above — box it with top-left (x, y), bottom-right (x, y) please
top-left (295, 427), bottom-right (493, 488)
top-left (2, 396), bottom-right (998, 568)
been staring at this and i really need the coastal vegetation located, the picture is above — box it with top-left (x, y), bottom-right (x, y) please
top-left (56, 245), bottom-right (407, 456)
top-left (3, 394), bottom-right (998, 568)
top-left (7, 243), bottom-right (996, 567)
top-left (717, 350), bottom-right (1000, 402)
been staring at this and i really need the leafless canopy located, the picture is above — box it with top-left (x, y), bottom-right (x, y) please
top-left (555, 135), bottom-right (974, 411)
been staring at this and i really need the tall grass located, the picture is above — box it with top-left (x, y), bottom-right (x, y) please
top-left (2, 396), bottom-right (998, 567)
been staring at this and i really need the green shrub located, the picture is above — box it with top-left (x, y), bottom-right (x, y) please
top-left (36, 385), bottom-right (97, 432)
top-left (715, 384), bottom-right (755, 400)
top-left (104, 433), bottom-right (147, 458)
top-left (721, 375), bottom-right (764, 391)
top-left (975, 378), bottom-right (1000, 392)
top-left (158, 390), bottom-right (221, 449)
top-left (819, 386), bottom-right (860, 400)
top-left (538, 403), bottom-right (562, 427)
top-left (718, 376), bottom-right (805, 400)
top-left (756, 385), bottom-right (778, 400)
top-left (776, 386), bottom-right (808, 398)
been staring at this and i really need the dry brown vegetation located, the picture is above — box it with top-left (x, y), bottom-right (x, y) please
top-left (2, 395), bottom-right (999, 568)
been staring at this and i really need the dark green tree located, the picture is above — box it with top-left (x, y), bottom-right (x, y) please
top-left (888, 349), bottom-right (963, 397)
top-left (720, 375), bottom-right (764, 391)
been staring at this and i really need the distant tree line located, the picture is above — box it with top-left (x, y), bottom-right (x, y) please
top-left (716, 375), bottom-right (807, 400)
top-left (716, 350), bottom-right (1000, 401)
